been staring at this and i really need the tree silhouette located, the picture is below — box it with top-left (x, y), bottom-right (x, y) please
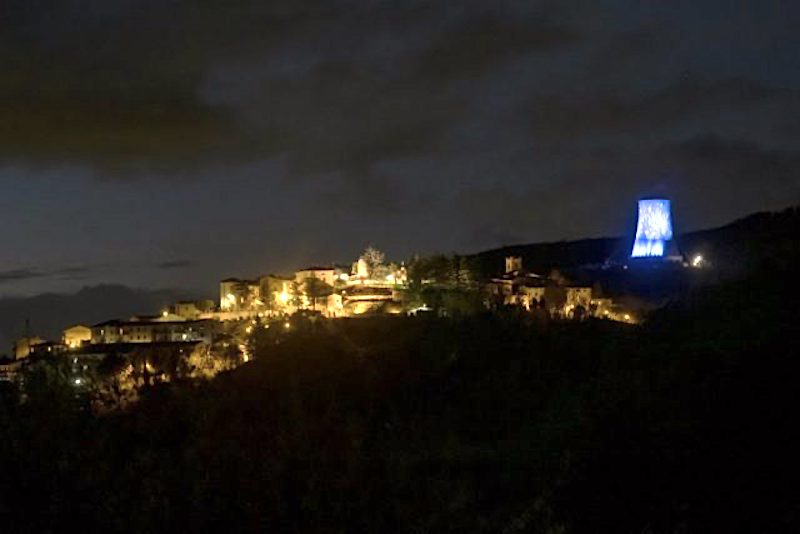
top-left (303, 277), bottom-right (333, 312)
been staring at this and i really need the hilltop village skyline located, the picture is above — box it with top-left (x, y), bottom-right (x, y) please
top-left (2, 196), bottom-right (723, 372)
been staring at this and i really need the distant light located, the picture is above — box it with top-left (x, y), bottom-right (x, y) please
top-left (278, 292), bottom-right (290, 304)
top-left (162, 310), bottom-right (169, 317)
top-left (624, 314), bottom-right (631, 321)
top-left (284, 322), bottom-right (291, 330)
top-left (692, 254), bottom-right (704, 267)
top-left (74, 378), bottom-right (82, 386)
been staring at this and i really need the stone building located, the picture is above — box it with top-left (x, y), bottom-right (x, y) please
top-left (91, 318), bottom-right (214, 345)
top-left (63, 325), bottom-right (92, 349)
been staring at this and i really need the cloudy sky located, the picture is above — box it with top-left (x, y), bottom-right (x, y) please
top-left (1, 0), bottom-right (799, 297)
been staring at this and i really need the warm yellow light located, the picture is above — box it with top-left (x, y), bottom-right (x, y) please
top-left (162, 310), bottom-right (169, 317)
top-left (284, 322), bottom-right (291, 330)
top-left (278, 291), bottom-right (290, 304)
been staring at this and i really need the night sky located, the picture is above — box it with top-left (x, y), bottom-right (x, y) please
top-left (2, 0), bottom-right (799, 297)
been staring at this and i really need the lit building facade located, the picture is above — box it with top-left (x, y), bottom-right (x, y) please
top-left (13, 336), bottom-right (45, 360)
top-left (295, 267), bottom-right (337, 287)
top-left (63, 325), bottom-right (92, 349)
top-left (91, 319), bottom-right (214, 345)
top-left (173, 300), bottom-right (215, 320)
top-left (219, 278), bottom-right (261, 312)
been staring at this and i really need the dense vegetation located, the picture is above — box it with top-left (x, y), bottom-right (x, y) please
top-left (1, 254), bottom-right (796, 532)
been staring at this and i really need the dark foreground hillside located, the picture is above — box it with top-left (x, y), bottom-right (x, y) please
top-left (1, 265), bottom-right (797, 532)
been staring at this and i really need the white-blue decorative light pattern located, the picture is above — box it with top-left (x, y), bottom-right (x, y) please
top-left (631, 199), bottom-right (673, 258)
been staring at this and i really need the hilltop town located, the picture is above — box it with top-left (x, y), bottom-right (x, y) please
top-left (3, 197), bottom-right (757, 396)
top-left (0, 242), bottom-right (643, 388)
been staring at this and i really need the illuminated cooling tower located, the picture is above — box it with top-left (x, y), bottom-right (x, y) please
top-left (630, 198), bottom-right (674, 258)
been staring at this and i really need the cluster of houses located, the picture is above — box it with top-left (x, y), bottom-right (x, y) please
top-left (0, 313), bottom-right (219, 383)
top-left (217, 252), bottom-right (409, 319)
top-left (1, 250), bottom-right (633, 383)
top-left (486, 256), bottom-right (633, 322)
top-left (0, 250), bottom-right (409, 382)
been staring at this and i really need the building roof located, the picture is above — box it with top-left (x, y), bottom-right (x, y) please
top-left (297, 266), bottom-right (335, 272)
top-left (260, 273), bottom-right (294, 281)
top-left (92, 319), bottom-right (122, 328)
top-left (93, 318), bottom-right (212, 328)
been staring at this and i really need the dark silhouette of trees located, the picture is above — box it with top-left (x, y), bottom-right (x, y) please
top-left (0, 258), bottom-right (798, 532)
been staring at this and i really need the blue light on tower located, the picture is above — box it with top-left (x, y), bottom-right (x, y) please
top-left (631, 199), bottom-right (673, 258)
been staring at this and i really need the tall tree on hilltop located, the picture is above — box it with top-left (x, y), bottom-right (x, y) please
top-left (360, 247), bottom-right (386, 278)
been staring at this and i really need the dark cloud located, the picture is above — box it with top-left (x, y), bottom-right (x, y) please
top-left (410, 13), bottom-right (578, 81)
top-left (0, 0), bottom-right (577, 175)
top-left (157, 260), bottom-right (192, 270)
top-left (527, 77), bottom-right (799, 142)
top-left (653, 134), bottom-right (800, 225)
top-left (0, 266), bottom-right (93, 285)
top-left (0, 0), bottom-right (798, 297)
top-left (0, 269), bottom-right (45, 284)
top-left (53, 266), bottom-right (93, 281)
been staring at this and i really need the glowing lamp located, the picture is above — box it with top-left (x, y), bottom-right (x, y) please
top-left (631, 199), bottom-right (674, 258)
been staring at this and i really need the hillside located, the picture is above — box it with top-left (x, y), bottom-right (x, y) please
top-left (475, 205), bottom-right (800, 278)
top-left (1, 258), bottom-right (797, 532)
